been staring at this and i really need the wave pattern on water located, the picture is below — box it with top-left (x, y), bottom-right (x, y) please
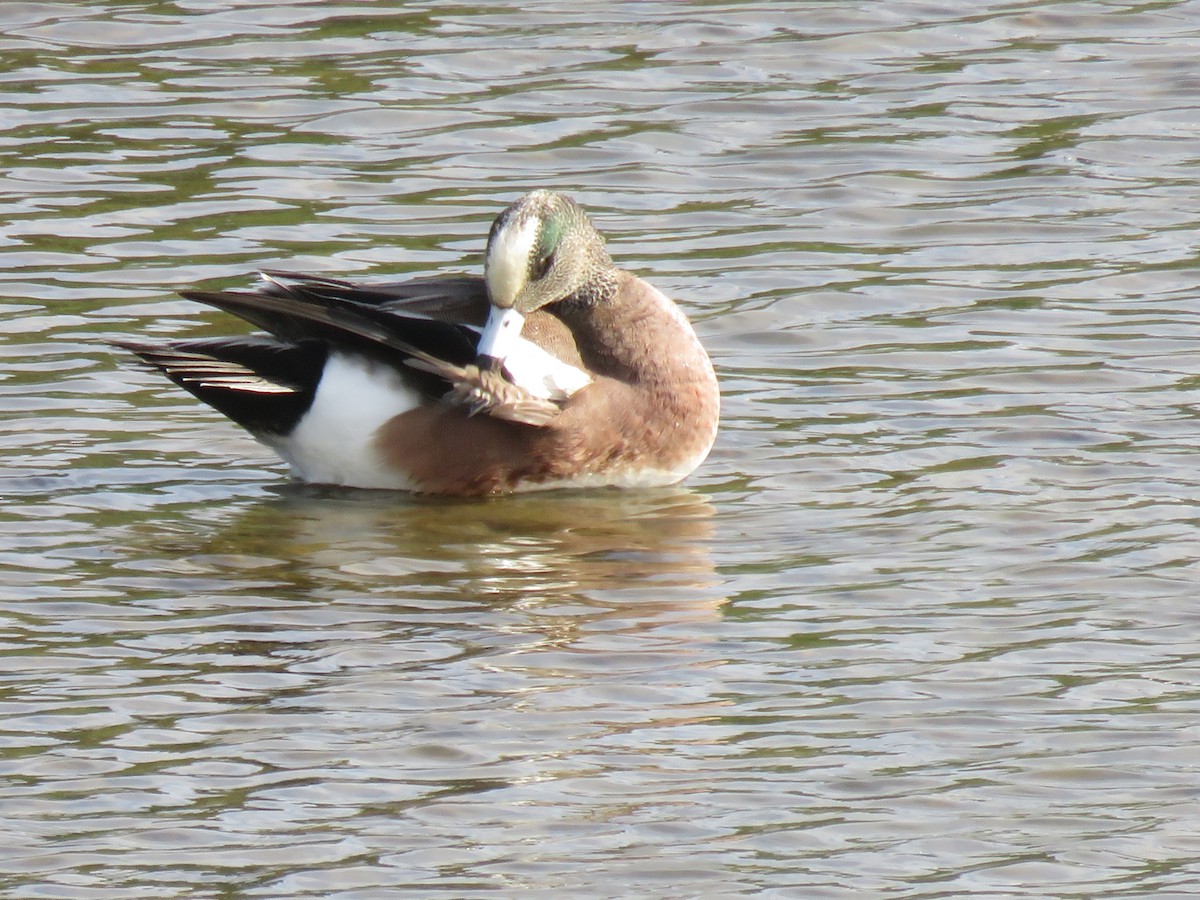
top-left (2, 1), bottom-right (1200, 896)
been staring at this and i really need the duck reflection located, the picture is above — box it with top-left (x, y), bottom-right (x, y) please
top-left (134, 486), bottom-right (730, 767)
top-left (193, 485), bottom-right (724, 620)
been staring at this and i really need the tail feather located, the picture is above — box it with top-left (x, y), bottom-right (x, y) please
top-left (116, 337), bottom-right (326, 437)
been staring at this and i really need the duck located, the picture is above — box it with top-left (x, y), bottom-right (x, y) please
top-left (117, 190), bottom-right (719, 496)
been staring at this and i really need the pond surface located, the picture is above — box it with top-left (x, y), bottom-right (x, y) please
top-left (3, 1), bottom-right (1200, 896)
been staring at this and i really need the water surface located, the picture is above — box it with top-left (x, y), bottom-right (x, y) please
top-left (3, 1), bottom-right (1200, 896)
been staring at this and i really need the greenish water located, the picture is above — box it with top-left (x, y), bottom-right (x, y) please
top-left (3, 2), bottom-right (1200, 896)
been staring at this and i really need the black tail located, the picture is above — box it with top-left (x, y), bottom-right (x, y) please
top-left (116, 337), bottom-right (327, 437)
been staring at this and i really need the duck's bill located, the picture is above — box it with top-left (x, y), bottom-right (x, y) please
top-left (475, 305), bottom-right (526, 368)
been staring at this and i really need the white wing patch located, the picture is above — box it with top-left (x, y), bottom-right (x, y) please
top-left (462, 320), bottom-right (591, 402)
top-left (501, 336), bottom-right (591, 401)
top-left (472, 305), bottom-right (591, 402)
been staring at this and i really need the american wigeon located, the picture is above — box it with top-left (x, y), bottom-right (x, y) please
top-left (118, 190), bottom-right (719, 496)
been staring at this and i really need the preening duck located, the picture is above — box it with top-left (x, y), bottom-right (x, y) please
top-left (118, 190), bottom-right (719, 496)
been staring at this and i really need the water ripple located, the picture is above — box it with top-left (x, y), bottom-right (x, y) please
top-left (2, 0), bottom-right (1200, 896)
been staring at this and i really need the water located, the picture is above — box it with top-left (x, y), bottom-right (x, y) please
top-left (3, 1), bottom-right (1200, 896)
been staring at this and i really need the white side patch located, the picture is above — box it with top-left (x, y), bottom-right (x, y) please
top-left (268, 352), bottom-right (421, 490)
top-left (484, 215), bottom-right (537, 307)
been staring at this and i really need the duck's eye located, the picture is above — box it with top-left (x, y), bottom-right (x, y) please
top-left (530, 250), bottom-right (554, 281)
top-left (531, 215), bottom-right (563, 281)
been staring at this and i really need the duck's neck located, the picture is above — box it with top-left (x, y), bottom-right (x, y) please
top-left (558, 267), bottom-right (619, 311)
top-left (551, 271), bottom-right (712, 388)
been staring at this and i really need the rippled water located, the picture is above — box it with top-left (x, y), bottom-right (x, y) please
top-left (4, 1), bottom-right (1200, 896)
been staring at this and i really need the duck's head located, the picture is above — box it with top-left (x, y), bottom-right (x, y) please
top-left (477, 190), bottom-right (611, 364)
